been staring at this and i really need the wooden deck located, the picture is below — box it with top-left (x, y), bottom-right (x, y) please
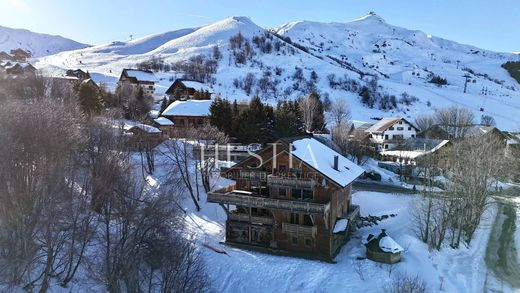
top-left (207, 191), bottom-right (330, 215)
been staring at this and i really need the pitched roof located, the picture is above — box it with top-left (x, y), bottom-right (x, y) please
top-left (290, 137), bottom-right (365, 188)
top-left (365, 117), bottom-right (417, 133)
top-left (381, 138), bottom-right (449, 159)
top-left (161, 100), bottom-right (212, 117)
top-left (166, 79), bottom-right (212, 95)
top-left (122, 69), bottom-right (156, 83)
top-left (154, 117), bottom-right (174, 126)
top-left (129, 123), bottom-right (161, 134)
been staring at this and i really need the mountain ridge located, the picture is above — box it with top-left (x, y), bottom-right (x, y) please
top-left (26, 14), bottom-right (520, 130)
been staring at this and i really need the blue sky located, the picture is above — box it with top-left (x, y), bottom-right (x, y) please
top-left (2, 0), bottom-right (519, 52)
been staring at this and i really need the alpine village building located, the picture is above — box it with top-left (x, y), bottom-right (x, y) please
top-left (165, 79), bottom-right (212, 100)
top-left (207, 136), bottom-right (365, 261)
top-left (365, 117), bottom-right (419, 152)
top-left (161, 99), bottom-right (212, 129)
top-left (118, 69), bottom-right (157, 96)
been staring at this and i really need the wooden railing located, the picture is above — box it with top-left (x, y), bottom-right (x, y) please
top-left (207, 191), bottom-right (330, 215)
top-left (282, 223), bottom-right (317, 237)
top-left (239, 171), bottom-right (268, 181)
top-left (267, 175), bottom-right (315, 189)
top-left (228, 213), bottom-right (274, 225)
top-left (346, 204), bottom-right (360, 221)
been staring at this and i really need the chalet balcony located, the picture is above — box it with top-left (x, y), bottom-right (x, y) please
top-left (239, 171), bottom-right (268, 181)
top-left (282, 222), bottom-right (317, 238)
top-left (228, 212), bottom-right (274, 225)
top-left (207, 190), bottom-right (330, 215)
top-left (267, 175), bottom-right (315, 189)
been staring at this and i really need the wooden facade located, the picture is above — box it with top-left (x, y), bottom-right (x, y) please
top-left (207, 138), bottom-right (362, 261)
top-left (165, 79), bottom-right (211, 100)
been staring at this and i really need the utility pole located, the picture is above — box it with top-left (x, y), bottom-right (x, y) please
top-left (463, 74), bottom-right (471, 93)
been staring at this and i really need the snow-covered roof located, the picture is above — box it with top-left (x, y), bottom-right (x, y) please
top-left (130, 123), bottom-right (162, 134)
top-left (123, 69), bottom-right (156, 82)
top-left (333, 218), bottom-right (349, 234)
top-left (154, 117), bottom-right (174, 126)
top-left (381, 138), bottom-right (449, 159)
top-left (365, 117), bottom-right (416, 133)
top-left (180, 80), bottom-right (212, 92)
top-left (291, 138), bottom-right (365, 188)
top-left (379, 236), bottom-right (404, 253)
top-left (162, 100), bottom-right (212, 117)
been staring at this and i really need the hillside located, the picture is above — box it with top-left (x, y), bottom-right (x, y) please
top-left (0, 25), bottom-right (89, 57)
top-left (34, 14), bottom-right (520, 130)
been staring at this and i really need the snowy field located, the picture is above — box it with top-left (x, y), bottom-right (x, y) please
top-left (140, 144), bottom-right (511, 293)
top-left (180, 188), bottom-right (504, 292)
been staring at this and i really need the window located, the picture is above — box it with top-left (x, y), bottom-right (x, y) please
top-left (384, 135), bottom-right (389, 140)
top-left (389, 126), bottom-right (394, 130)
top-left (290, 213), bottom-right (299, 224)
top-left (302, 189), bottom-right (313, 200)
top-left (384, 144), bottom-right (389, 149)
top-left (408, 127), bottom-right (412, 130)
top-left (291, 188), bottom-right (301, 199)
top-left (278, 188), bottom-right (287, 196)
top-left (397, 127), bottom-right (404, 131)
top-left (303, 215), bottom-right (313, 226)
top-left (292, 236), bottom-right (298, 246)
top-left (304, 237), bottom-right (313, 247)
top-left (398, 121), bottom-right (402, 124)
top-left (411, 134), bottom-right (415, 138)
top-left (279, 164), bottom-right (287, 174)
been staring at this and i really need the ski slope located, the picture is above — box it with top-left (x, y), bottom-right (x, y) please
top-left (33, 14), bottom-right (520, 130)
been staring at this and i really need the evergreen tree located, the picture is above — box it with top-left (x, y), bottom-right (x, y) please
top-left (238, 96), bottom-right (275, 143)
top-left (160, 97), bottom-right (169, 114)
top-left (274, 100), bottom-right (304, 138)
top-left (209, 97), bottom-right (233, 135)
top-left (309, 91), bottom-right (326, 133)
top-left (78, 82), bottom-right (103, 117)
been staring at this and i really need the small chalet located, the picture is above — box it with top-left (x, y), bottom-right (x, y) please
top-left (5, 62), bottom-right (37, 76)
top-left (207, 136), bottom-right (365, 261)
top-left (10, 49), bottom-right (31, 62)
top-left (365, 117), bottom-right (418, 151)
top-left (165, 79), bottom-right (212, 100)
top-left (380, 138), bottom-right (450, 167)
top-left (365, 229), bottom-right (403, 264)
top-left (153, 117), bottom-right (175, 137)
top-left (118, 69), bottom-right (156, 96)
top-left (66, 69), bottom-right (91, 80)
top-left (0, 51), bottom-right (14, 61)
top-left (124, 123), bottom-right (164, 151)
top-left (161, 100), bottom-right (212, 128)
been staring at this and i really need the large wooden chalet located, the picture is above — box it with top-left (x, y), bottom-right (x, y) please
top-left (207, 136), bottom-right (365, 261)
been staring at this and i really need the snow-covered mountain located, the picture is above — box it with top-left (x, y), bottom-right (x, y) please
top-left (0, 25), bottom-right (89, 57)
top-left (34, 14), bottom-right (520, 130)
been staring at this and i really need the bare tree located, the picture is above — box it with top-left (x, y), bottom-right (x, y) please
top-left (330, 97), bottom-right (352, 128)
top-left (161, 128), bottom-right (202, 211)
top-left (298, 94), bottom-right (319, 133)
top-left (441, 135), bottom-right (508, 246)
top-left (434, 106), bottom-right (475, 139)
top-left (415, 115), bottom-right (435, 132)
top-left (193, 123), bottom-right (229, 192)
